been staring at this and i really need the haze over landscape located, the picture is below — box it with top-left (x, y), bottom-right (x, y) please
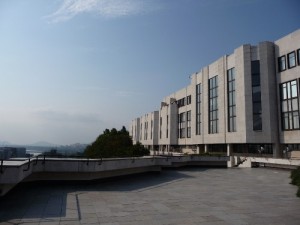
top-left (0, 0), bottom-right (299, 145)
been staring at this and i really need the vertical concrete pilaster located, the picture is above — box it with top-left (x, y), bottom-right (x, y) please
top-left (273, 143), bottom-right (281, 158)
top-left (227, 144), bottom-right (233, 156)
top-left (205, 144), bottom-right (208, 153)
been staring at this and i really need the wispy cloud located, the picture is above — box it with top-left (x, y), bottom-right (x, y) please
top-left (46, 0), bottom-right (159, 23)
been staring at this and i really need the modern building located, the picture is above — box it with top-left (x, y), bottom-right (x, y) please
top-left (130, 29), bottom-right (300, 158)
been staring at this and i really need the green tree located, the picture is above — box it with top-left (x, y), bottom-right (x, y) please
top-left (84, 126), bottom-right (149, 158)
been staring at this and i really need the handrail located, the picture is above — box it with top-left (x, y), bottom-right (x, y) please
top-left (98, 157), bottom-right (103, 165)
top-left (23, 158), bottom-right (31, 172)
top-left (0, 159), bottom-right (3, 174)
top-left (34, 155), bottom-right (39, 165)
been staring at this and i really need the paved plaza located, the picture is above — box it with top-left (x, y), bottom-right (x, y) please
top-left (0, 168), bottom-right (299, 225)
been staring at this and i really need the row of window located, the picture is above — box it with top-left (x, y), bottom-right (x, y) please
top-left (278, 49), bottom-right (300, 72)
top-left (152, 73), bottom-right (300, 141)
top-left (177, 95), bottom-right (192, 108)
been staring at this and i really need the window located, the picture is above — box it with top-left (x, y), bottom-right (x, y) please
top-left (177, 98), bottom-right (185, 108)
top-left (144, 122), bottom-right (147, 140)
top-left (288, 51), bottom-right (296, 68)
top-left (251, 60), bottom-right (262, 131)
top-left (186, 95), bottom-right (192, 105)
top-left (278, 55), bottom-right (286, 72)
top-left (140, 123), bottom-right (142, 140)
top-left (196, 83), bottom-right (201, 135)
top-left (227, 68), bottom-right (236, 132)
top-left (166, 115), bottom-right (169, 138)
top-left (297, 49), bottom-right (300, 65)
top-left (151, 120), bottom-right (153, 139)
top-left (187, 111), bottom-right (191, 138)
top-left (159, 117), bottom-right (162, 139)
top-left (178, 112), bottom-right (185, 138)
top-left (209, 76), bottom-right (218, 134)
top-left (281, 80), bottom-right (300, 130)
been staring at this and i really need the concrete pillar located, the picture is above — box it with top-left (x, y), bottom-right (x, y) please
top-left (197, 145), bottom-right (200, 154)
top-left (204, 144), bottom-right (208, 153)
top-left (273, 143), bottom-right (281, 158)
top-left (227, 144), bottom-right (233, 156)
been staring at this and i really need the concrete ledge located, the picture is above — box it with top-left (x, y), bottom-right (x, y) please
top-left (0, 156), bottom-right (229, 197)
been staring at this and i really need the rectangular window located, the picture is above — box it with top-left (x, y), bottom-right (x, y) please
top-left (166, 115), bottom-right (169, 138)
top-left (251, 60), bottom-right (262, 131)
top-left (187, 110), bottom-right (191, 138)
top-left (140, 123), bottom-right (143, 140)
top-left (186, 95), bottom-right (192, 105)
top-left (144, 122), bottom-right (147, 140)
top-left (278, 55), bottom-right (286, 72)
top-left (288, 51), bottom-right (296, 68)
top-left (159, 117), bottom-right (162, 139)
top-left (196, 83), bottom-right (201, 135)
top-left (297, 49), bottom-right (300, 65)
top-left (151, 120), bottom-right (153, 139)
top-left (227, 68), bottom-right (236, 132)
top-left (177, 98), bottom-right (186, 108)
top-left (280, 80), bottom-right (300, 130)
top-left (178, 112), bottom-right (185, 138)
top-left (209, 76), bottom-right (218, 134)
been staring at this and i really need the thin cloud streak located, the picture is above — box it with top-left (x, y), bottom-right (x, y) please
top-left (46, 0), bottom-right (158, 23)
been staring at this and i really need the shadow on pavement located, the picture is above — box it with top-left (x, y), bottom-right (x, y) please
top-left (0, 167), bottom-right (208, 223)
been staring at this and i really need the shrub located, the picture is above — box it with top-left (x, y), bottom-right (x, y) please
top-left (290, 167), bottom-right (300, 197)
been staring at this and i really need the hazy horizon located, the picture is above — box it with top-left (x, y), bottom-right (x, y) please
top-left (0, 0), bottom-right (299, 145)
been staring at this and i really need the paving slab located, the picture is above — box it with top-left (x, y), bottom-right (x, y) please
top-left (0, 168), bottom-right (299, 225)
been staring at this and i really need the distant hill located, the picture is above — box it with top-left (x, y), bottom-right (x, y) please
top-left (0, 141), bottom-right (11, 146)
top-left (30, 141), bottom-right (57, 147)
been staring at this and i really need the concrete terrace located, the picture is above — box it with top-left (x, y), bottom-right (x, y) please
top-left (0, 168), bottom-right (299, 225)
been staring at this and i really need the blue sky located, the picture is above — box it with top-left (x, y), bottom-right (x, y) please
top-left (0, 0), bottom-right (299, 145)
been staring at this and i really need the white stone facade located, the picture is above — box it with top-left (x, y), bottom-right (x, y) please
top-left (130, 29), bottom-right (300, 157)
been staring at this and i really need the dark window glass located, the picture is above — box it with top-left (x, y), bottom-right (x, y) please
top-left (178, 112), bottom-right (186, 138)
top-left (166, 115), bottom-right (168, 138)
top-left (288, 51), bottom-right (296, 68)
top-left (227, 68), bottom-right (236, 132)
top-left (280, 80), bottom-right (300, 130)
top-left (297, 49), bottom-right (300, 65)
top-left (186, 95), bottom-right (192, 105)
top-left (187, 110), bottom-right (191, 138)
top-left (209, 76), bottom-right (218, 134)
top-left (196, 83), bottom-right (201, 135)
top-left (278, 56), bottom-right (286, 72)
top-left (251, 60), bottom-right (262, 131)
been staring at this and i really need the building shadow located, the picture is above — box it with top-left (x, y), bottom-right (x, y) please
top-left (0, 167), bottom-right (208, 223)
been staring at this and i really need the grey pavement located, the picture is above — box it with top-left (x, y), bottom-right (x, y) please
top-left (0, 168), bottom-right (299, 225)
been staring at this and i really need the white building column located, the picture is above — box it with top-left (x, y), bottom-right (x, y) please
top-left (204, 144), bottom-right (208, 153)
top-left (227, 144), bottom-right (233, 156)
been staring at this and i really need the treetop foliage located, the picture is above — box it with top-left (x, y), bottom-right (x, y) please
top-left (84, 126), bottom-right (149, 158)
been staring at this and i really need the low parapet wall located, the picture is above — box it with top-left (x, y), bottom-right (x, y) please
top-left (228, 156), bottom-right (300, 169)
top-left (0, 156), bottom-right (228, 197)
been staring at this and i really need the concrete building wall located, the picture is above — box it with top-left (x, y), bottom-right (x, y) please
top-left (130, 118), bottom-right (140, 144)
top-left (131, 29), bottom-right (300, 157)
top-left (275, 29), bottom-right (300, 144)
